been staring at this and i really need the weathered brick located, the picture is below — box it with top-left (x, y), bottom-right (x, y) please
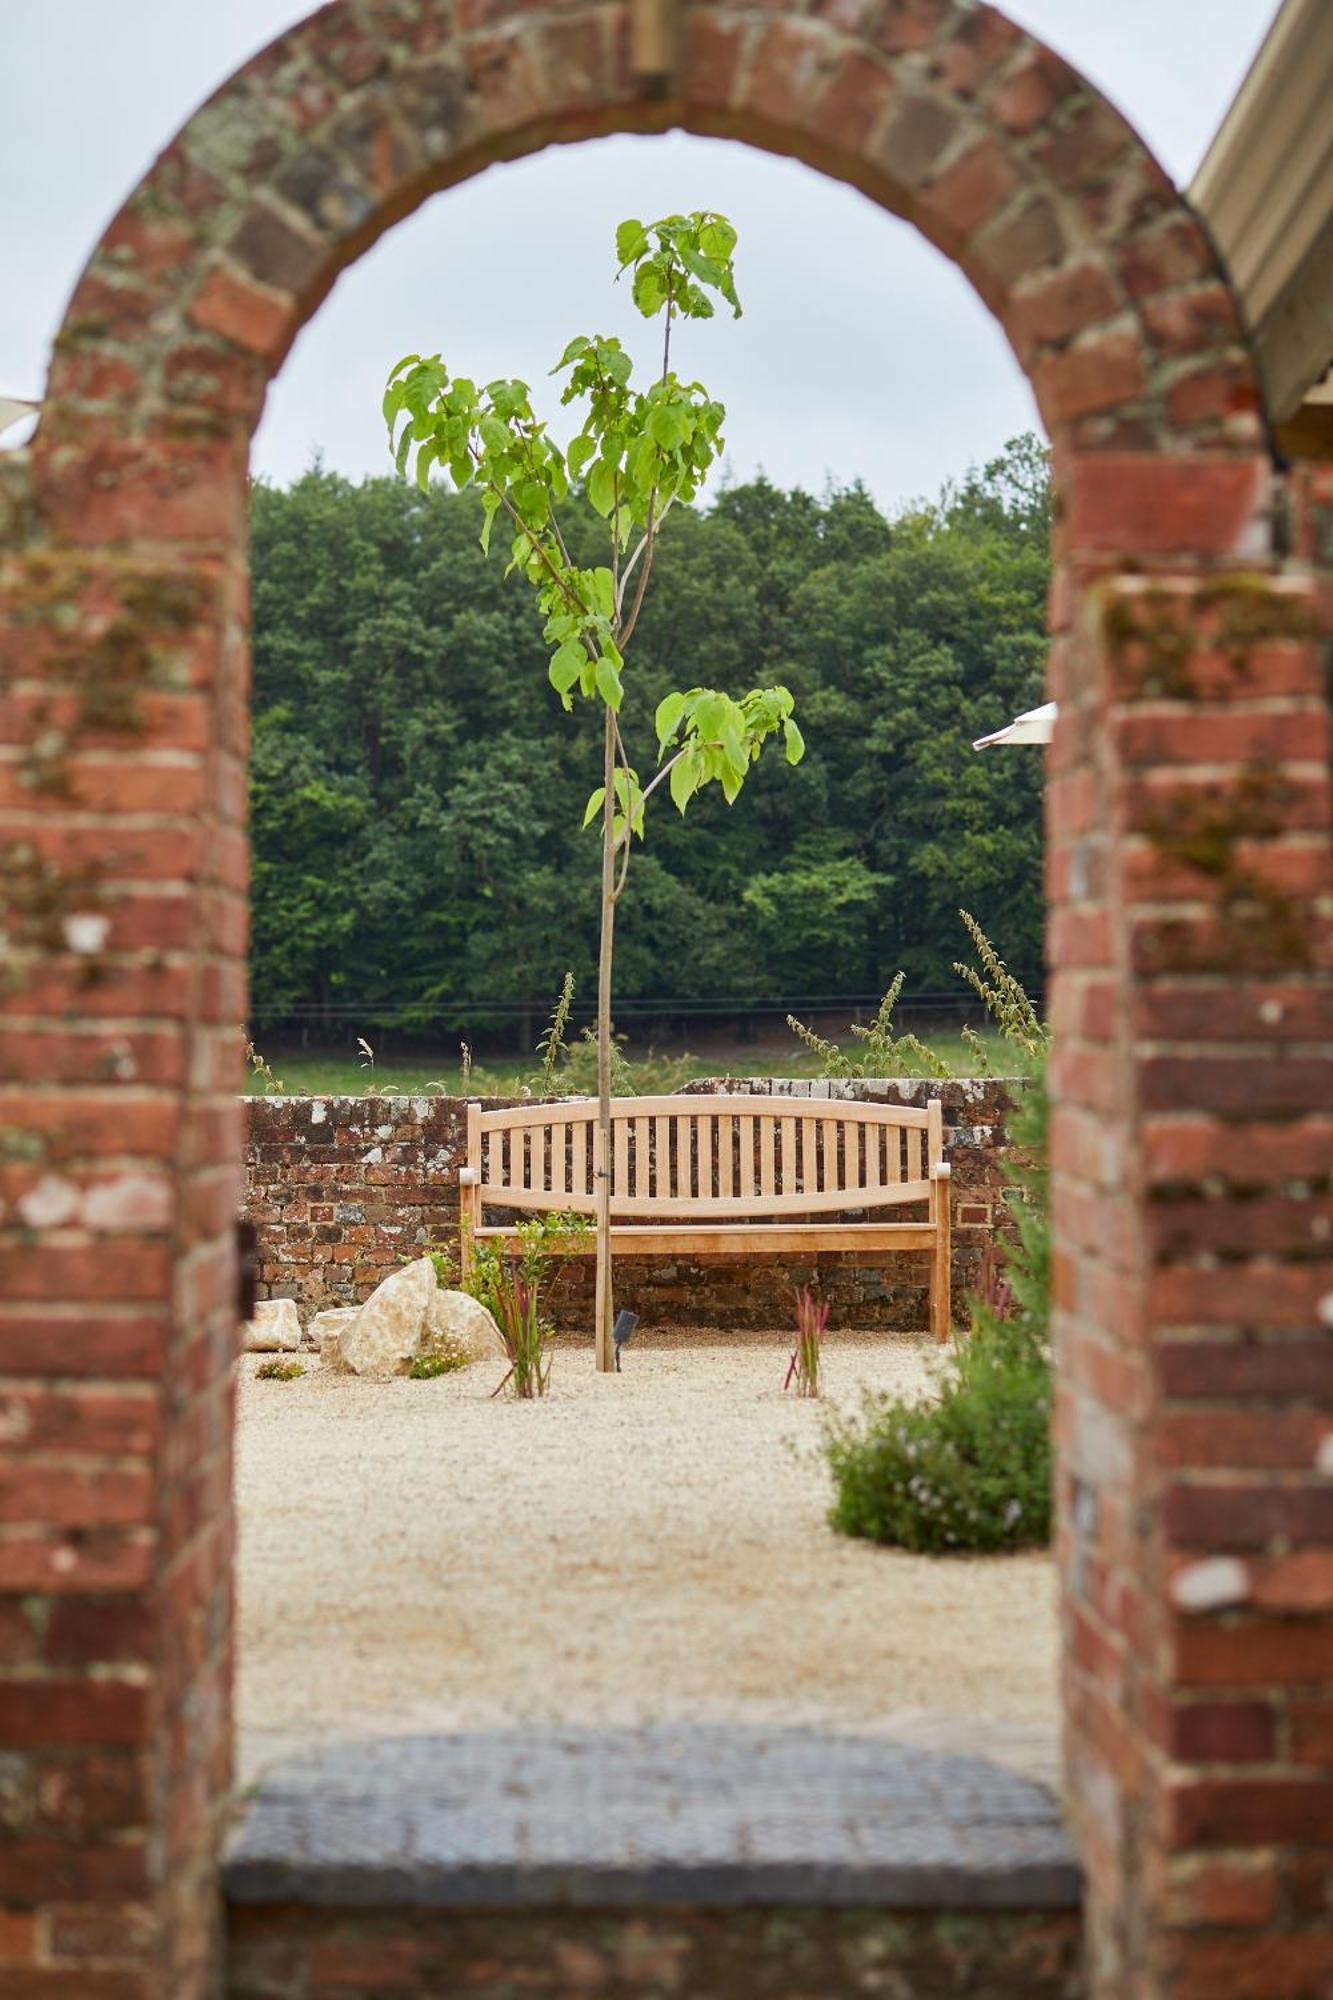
top-left (1161, 1699), bottom-right (1276, 1763)
top-left (809, 50), bottom-right (895, 151)
top-left (1173, 1619), bottom-right (1333, 1689)
top-left (1165, 1481), bottom-right (1333, 1552)
top-left (1167, 1774), bottom-right (1333, 1847)
top-left (871, 92), bottom-right (960, 188)
top-left (1007, 260), bottom-right (1121, 353)
top-left (1165, 1854), bottom-right (1279, 1928)
top-left (1066, 455), bottom-right (1271, 556)
top-left (972, 194), bottom-right (1066, 288)
top-left (189, 267), bottom-right (292, 362)
top-left (1158, 1338), bottom-right (1333, 1402)
top-left (1035, 328), bottom-right (1146, 422)
top-left (915, 136), bottom-right (1021, 243)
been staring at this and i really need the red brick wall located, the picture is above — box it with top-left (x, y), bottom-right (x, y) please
top-left (1047, 492), bottom-right (1333, 1996)
top-left (1, 3), bottom-right (1328, 1996)
top-left (243, 1076), bottom-right (1021, 1333)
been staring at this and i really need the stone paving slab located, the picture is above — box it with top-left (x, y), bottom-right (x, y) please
top-left (225, 1724), bottom-right (1080, 1912)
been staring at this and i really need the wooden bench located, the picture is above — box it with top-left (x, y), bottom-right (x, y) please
top-left (459, 1094), bottom-right (954, 1341)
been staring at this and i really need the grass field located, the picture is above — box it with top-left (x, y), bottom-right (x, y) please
top-left (241, 1032), bottom-right (1016, 1096)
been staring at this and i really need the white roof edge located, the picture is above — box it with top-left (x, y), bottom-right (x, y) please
top-left (972, 702), bottom-right (1058, 751)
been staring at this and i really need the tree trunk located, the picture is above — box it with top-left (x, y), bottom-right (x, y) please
top-left (594, 703), bottom-right (616, 1372)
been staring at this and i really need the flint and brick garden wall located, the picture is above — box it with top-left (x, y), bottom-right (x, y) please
top-left (2, 2), bottom-right (1331, 1996)
top-left (243, 1076), bottom-right (1022, 1333)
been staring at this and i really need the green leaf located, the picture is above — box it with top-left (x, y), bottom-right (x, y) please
top-left (699, 220), bottom-right (736, 260)
top-left (394, 423), bottom-right (414, 477)
top-left (550, 638), bottom-right (585, 687)
top-left (669, 751), bottom-right (697, 815)
top-left (590, 568), bottom-right (616, 619)
top-left (616, 218), bottom-right (648, 265)
top-left (648, 403), bottom-right (688, 450)
top-left (517, 478), bottom-right (548, 524)
top-left (595, 655), bottom-right (623, 711)
top-left (554, 335), bottom-right (590, 369)
top-left (784, 718), bottom-right (806, 766)
top-left (567, 433), bottom-right (596, 477)
top-left (655, 691), bottom-right (686, 749)
top-left (587, 459), bottom-right (616, 518)
top-left (721, 723), bottom-right (748, 779)
top-left (629, 438), bottom-right (660, 495)
top-left (479, 488), bottom-right (501, 555)
top-left (632, 262), bottom-right (667, 317)
top-left (582, 786), bottom-right (606, 827)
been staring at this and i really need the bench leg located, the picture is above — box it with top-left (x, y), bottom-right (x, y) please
top-left (930, 1183), bottom-right (953, 1345)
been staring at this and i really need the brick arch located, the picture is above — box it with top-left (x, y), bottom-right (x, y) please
top-left (3, 7), bottom-right (1330, 2000)
top-left (37, 0), bottom-right (1263, 532)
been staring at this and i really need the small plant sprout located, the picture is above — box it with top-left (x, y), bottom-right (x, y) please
top-left (974, 1242), bottom-right (1015, 1323)
top-left (356, 1036), bottom-right (375, 1073)
top-left (245, 1041), bottom-right (285, 1094)
top-left (255, 1359), bottom-right (304, 1382)
top-left (788, 970), bottom-right (946, 1081)
top-left (464, 1210), bottom-right (591, 1398)
top-left (530, 972), bottom-right (575, 1095)
top-left (460, 1042), bottom-right (473, 1092)
top-left (409, 1351), bottom-right (465, 1380)
top-left (952, 909), bottom-right (1051, 1064)
top-left (785, 1286), bottom-right (829, 1398)
top-left (386, 211), bottom-right (805, 1372)
top-left (788, 915), bottom-right (1048, 1080)
top-left (488, 1256), bottom-right (547, 1400)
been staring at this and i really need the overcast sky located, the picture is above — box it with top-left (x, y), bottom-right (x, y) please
top-left (4, 1), bottom-right (1274, 509)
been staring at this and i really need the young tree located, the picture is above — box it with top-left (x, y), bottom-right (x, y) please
top-left (384, 212), bottom-right (804, 1371)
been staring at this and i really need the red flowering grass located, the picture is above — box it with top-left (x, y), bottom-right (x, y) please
top-left (784, 1285), bottom-right (829, 1398)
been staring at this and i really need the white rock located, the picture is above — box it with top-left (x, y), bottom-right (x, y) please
top-left (309, 1307), bottom-right (358, 1367)
top-left (1171, 1557), bottom-right (1249, 1614)
top-left (338, 1256), bottom-right (437, 1378)
top-left (318, 1329), bottom-right (353, 1374)
top-left (423, 1289), bottom-right (505, 1366)
top-left (244, 1299), bottom-right (302, 1353)
top-left (309, 1306), bottom-right (358, 1344)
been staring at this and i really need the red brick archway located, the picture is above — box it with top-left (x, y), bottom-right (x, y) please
top-left (2, 4), bottom-right (1329, 1994)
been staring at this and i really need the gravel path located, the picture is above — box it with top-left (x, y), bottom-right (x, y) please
top-left (236, 1333), bottom-right (1058, 1791)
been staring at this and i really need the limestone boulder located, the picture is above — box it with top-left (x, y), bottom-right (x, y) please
top-left (310, 1308), bottom-right (358, 1373)
top-left (338, 1256), bottom-right (437, 1379)
top-left (244, 1298), bottom-right (302, 1353)
top-left (423, 1289), bottom-right (505, 1366)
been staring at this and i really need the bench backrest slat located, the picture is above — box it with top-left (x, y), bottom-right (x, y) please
top-left (471, 1094), bottom-right (943, 1219)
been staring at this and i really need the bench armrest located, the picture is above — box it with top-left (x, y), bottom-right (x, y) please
top-left (931, 1161), bottom-right (952, 1180)
top-left (458, 1167), bottom-right (479, 1186)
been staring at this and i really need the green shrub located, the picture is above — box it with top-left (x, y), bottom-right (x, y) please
top-left (409, 1351), bottom-right (465, 1380)
top-left (825, 1066), bottom-right (1051, 1555)
top-left (255, 1359), bottom-right (305, 1381)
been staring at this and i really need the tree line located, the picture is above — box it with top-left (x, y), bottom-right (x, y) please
top-left (249, 436), bottom-right (1050, 1038)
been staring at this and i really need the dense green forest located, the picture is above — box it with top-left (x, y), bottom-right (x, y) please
top-left (249, 437), bottom-right (1049, 1037)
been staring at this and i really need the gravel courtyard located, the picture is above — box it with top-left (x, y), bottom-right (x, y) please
top-left (235, 1332), bottom-right (1058, 1790)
